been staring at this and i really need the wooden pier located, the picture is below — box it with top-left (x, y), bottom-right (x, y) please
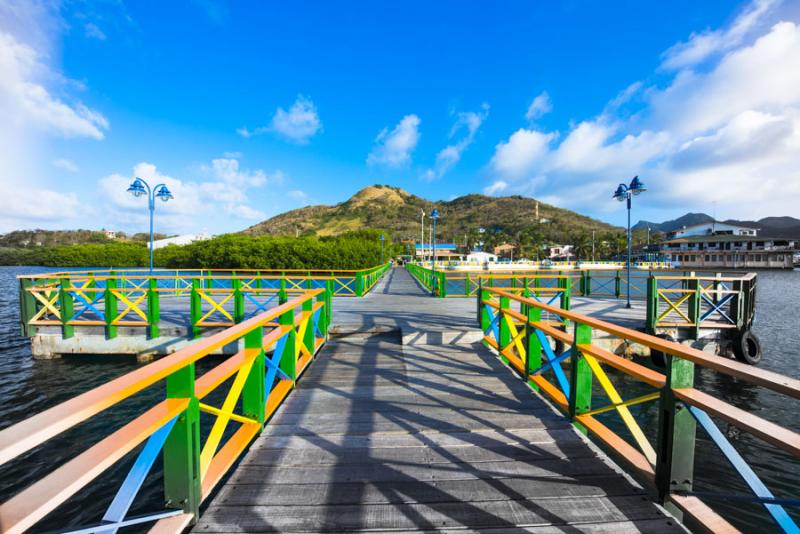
top-left (2, 266), bottom-right (797, 533)
top-left (194, 269), bottom-right (681, 532)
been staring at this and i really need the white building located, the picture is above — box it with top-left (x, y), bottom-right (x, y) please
top-left (151, 232), bottom-right (212, 250)
top-left (548, 245), bottom-right (574, 260)
top-left (466, 251), bottom-right (498, 263)
top-left (668, 222), bottom-right (758, 239)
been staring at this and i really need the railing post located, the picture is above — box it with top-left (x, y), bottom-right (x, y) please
top-left (438, 272), bottom-right (446, 298)
top-left (242, 326), bottom-right (266, 426)
top-left (655, 354), bottom-right (696, 510)
top-left (279, 278), bottom-right (287, 304)
top-left (526, 303), bottom-right (542, 390)
top-left (233, 278), bottom-right (245, 323)
top-left (466, 272), bottom-right (472, 297)
top-left (105, 275), bottom-right (118, 339)
top-left (559, 276), bottom-right (571, 311)
top-left (325, 279), bottom-right (333, 329)
top-left (148, 278), bottom-right (160, 339)
top-left (479, 286), bottom-right (492, 337)
top-left (163, 364), bottom-right (201, 521)
top-left (583, 270), bottom-right (591, 296)
top-left (302, 295), bottom-right (315, 356)
top-left (615, 270), bottom-right (621, 298)
top-left (688, 278), bottom-right (701, 339)
top-left (58, 278), bottom-right (74, 339)
top-left (355, 271), bottom-right (364, 297)
top-left (190, 278), bottom-right (201, 339)
top-left (568, 323), bottom-right (593, 431)
top-left (19, 278), bottom-right (37, 337)
top-left (279, 306), bottom-right (297, 381)
top-left (317, 285), bottom-right (331, 339)
top-left (646, 275), bottom-right (657, 334)
top-left (498, 295), bottom-right (511, 355)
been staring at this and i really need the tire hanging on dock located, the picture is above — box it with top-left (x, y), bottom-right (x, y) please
top-left (733, 329), bottom-right (762, 365)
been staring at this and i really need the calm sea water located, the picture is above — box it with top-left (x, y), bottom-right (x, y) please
top-left (0, 266), bottom-right (797, 532)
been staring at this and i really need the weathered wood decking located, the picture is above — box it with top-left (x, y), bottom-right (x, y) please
top-left (193, 269), bottom-right (683, 533)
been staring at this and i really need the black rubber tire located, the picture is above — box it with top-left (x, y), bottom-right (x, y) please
top-left (733, 330), bottom-right (762, 365)
top-left (650, 334), bottom-right (676, 368)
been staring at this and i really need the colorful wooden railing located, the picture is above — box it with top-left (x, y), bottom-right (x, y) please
top-left (479, 286), bottom-right (799, 533)
top-left (0, 287), bottom-right (331, 533)
top-left (408, 265), bottom-right (757, 341)
top-left (18, 263), bottom-right (391, 337)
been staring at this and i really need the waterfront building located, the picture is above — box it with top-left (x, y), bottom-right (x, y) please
top-left (662, 234), bottom-right (796, 269)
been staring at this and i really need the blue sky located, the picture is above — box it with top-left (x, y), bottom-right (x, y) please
top-left (1, 0), bottom-right (799, 234)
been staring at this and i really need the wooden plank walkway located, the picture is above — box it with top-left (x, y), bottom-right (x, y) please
top-left (193, 269), bottom-right (683, 533)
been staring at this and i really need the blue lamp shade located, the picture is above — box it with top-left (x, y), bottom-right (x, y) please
top-left (629, 175), bottom-right (646, 195)
top-left (430, 208), bottom-right (440, 220)
top-left (127, 178), bottom-right (146, 198)
top-left (155, 185), bottom-right (174, 202)
top-left (613, 184), bottom-right (627, 201)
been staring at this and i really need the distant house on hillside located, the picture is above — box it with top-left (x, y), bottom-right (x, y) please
top-left (548, 245), bottom-right (574, 260)
top-left (151, 232), bottom-right (212, 250)
top-left (103, 229), bottom-right (117, 239)
top-left (415, 243), bottom-right (461, 260)
top-left (493, 243), bottom-right (516, 259)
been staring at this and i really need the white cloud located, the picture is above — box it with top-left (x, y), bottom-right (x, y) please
top-left (53, 158), bottom-right (78, 172)
top-left (84, 23), bottom-right (106, 41)
top-left (238, 95), bottom-right (322, 144)
top-left (288, 189), bottom-right (308, 200)
top-left (367, 114), bottom-right (421, 167)
top-left (490, 128), bottom-right (557, 178)
top-left (0, 187), bottom-right (81, 231)
top-left (487, 5), bottom-right (800, 219)
top-left (660, 0), bottom-right (778, 70)
top-left (483, 180), bottom-right (508, 195)
top-left (222, 151), bottom-right (242, 159)
top-left (0, 31), bottom-right (109, 140)
top-left (422, 104), bottom-right (489, 181)
top-left (525, 92), bottom-right (552, 121)
top-left (99, 158), bottom-right (280, 232)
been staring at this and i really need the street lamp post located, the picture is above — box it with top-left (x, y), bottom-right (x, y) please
top-left (379, 234), bottom-right (385, 264)
top-left (420, 209), bottom-right (425, 263)
top-left (126, 177), bottom-right (174, 274)
top-left (430, 209), bottom-right (440, 296)
top-left (612, 176), bottom-right (646, 309)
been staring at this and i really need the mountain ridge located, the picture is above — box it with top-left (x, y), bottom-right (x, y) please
top-left (243, 185), bottom-right (621, 245)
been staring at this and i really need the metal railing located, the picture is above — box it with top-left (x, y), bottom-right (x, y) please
top-left (0, 287), bottom-right (331, 533)
top-left (479, 286), bottom-right (799, 533)
top-left (18, 263), bottom-right (391, 338)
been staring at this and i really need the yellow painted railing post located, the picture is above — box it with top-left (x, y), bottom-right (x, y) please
top-left (163, 364), bottom-right (201, 521)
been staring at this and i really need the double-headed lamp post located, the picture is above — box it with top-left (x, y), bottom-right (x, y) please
top-left (126, 177), bottom-right (174, 274)
top-left (613, 176), bottom-right (646, 308)
top-left (430, 209), bottom-right (440, 295)
top-left (379, 234), bottom-right (385, 264)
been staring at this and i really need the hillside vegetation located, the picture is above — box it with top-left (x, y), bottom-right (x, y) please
top-left (244, 185), bottom-right (622, 257)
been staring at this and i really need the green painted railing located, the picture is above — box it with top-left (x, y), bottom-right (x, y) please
top-left (18, 264), bottom-right (392, 338)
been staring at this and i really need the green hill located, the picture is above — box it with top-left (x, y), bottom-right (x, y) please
top-left (244, 185), bottom-right (622, 256)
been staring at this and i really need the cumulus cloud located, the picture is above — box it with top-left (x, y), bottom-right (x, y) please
top-left (525, 92), bottom-right (552, 121)
top-left (487, 3), bottom-right (800, 219)
top-left (99, 157), bottom-right (282, 232)
top-left (660, 0), bottom-right (778, 70)
top-left (238, 95), bottom-right (322, 144)
top-left (367, 114), bottom-right (421, 167)
top-left (0, 31), bottom-right (109, 140)
top-left (422, 104), bottom-right (489, 181)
